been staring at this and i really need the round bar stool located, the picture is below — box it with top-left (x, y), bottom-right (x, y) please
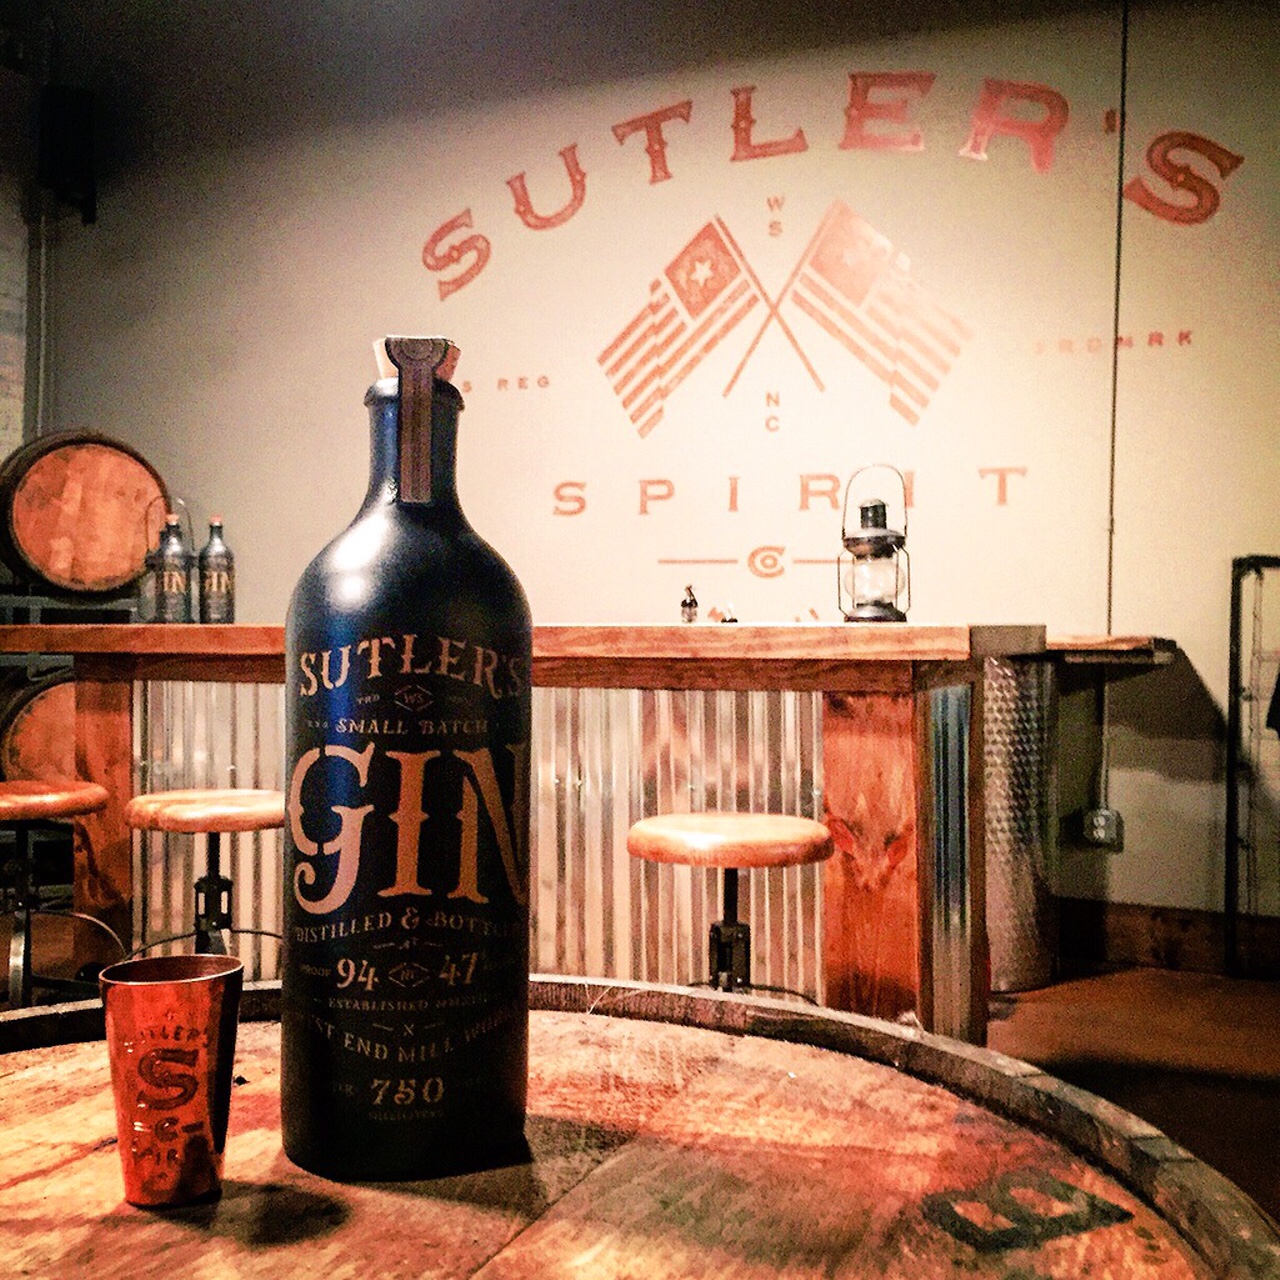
top-left (627, 811), bottom-right (834, 1001)
top-left (0, 779), bottom-right (125, 1007)
top-left (124, 788), bottom-right (285, 956)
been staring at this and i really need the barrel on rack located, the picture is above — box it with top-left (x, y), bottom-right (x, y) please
top-left (0, 432), bottom-right (169, 598)
top-left (0, 669), bottom-right (83, 990)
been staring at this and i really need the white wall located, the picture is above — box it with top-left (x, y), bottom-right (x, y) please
top-left (0, 69), bottom-right (29, 459)
top-left (1099, 2), bottom-right (1278, 914)
top-left (29, 0), bottom-right (1280, 913)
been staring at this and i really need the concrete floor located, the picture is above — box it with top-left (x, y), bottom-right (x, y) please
top-left (987, 967), bottom-right (1280, 1223)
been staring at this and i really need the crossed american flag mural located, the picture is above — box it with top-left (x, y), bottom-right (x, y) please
top-left (598, 201), bottom-right (972, 434)
top-left (597, 220), bottom-right (762, 437)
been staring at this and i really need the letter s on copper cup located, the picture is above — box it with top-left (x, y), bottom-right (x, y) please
top-left (99, 953), bottom-right (244, 1207)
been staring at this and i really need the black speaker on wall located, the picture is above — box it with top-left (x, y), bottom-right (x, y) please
top-left (38, 83), bottom-right (95, 224)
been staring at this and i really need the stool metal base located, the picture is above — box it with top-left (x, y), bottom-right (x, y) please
top-left (7, 908), bottom-right (122, 1006)
top-left (131, 927), bottom-right (282, 960)
top-left (4, 823), bottom-right (125, 1008)
top-left (710, 919), bottom-right (751, 992)
top-left (194, 867), bottom-right (234, 955)
top-left (706, 866), bottom-right (817, 1004)
top-left (132, 829), bottom-right (281, 961)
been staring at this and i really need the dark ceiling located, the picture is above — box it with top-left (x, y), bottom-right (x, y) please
top-left (5, 0), bottom-right (1134, 181)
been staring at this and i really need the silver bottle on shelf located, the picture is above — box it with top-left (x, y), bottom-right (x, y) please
top-left (198, 517), bottom-right (235, 622)
top-left (153, 513), bottom-right (192, 623)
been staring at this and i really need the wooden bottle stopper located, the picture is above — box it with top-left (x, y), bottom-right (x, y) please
top-left (382, 336), bottom-right (461, 503)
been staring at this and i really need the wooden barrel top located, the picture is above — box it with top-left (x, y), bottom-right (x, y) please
top-left (0, 434), bottom-right (168, 595)
top-left (1, 979), bottom-right (1276, 1279)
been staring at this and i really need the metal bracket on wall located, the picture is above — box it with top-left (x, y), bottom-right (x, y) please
top-left (1226, 554), bottom-right (1280, 978)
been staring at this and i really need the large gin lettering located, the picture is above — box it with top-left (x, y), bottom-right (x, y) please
top-left (288, 741), bottom-right (529, 912)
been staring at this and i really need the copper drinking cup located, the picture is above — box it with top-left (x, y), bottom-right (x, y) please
top-left (99, 953), bottom-right (244, 1207)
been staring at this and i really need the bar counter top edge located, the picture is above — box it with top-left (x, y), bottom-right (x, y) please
top-left (0, 623), bottom-right (1174, 666)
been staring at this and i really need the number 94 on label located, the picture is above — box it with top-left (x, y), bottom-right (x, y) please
top-left (335, 951), bottom-right (480, 992)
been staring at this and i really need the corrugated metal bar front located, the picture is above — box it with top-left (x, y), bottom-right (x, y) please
top-left (531, 687), bottom-right (825, 1002)
top-left (928, 683), bottom-right (974, 1039)
top-left (130, 681), bottom-right (824, 1000)
top-left (132, 680), bottom-right (285, 979)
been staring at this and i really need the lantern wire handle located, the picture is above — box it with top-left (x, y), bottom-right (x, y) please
top-left (142, 492), bottom-right (166, 549)
top-left (840, 464), bottom-right (909, 542)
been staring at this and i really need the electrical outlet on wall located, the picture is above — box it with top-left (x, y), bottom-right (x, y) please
top-left (1081, 807), bottom-right (1125, 851)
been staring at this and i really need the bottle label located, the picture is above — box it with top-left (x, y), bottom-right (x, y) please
top-left (156, 560), bottom-right (191, 623)
top-left (282, 625), bottom-right (531, 1170)
top-left (199, 566), bottom-right (235, 622)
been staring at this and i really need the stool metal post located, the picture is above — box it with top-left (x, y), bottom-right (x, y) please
top-left (710, 866), bottom-right (751, 991)
top-left (7, 824), bottom-right (35, 1007)
top-left (192, 830), bottom-right (235, 955)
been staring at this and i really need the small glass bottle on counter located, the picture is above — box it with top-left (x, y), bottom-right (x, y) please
top-left (198, 517), bottom-right (235, 622)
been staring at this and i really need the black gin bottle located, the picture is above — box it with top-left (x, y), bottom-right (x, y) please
top-left (281, 337), bottom-right (532, 1181)
top-left (198, 518), bottom-right (235, 622)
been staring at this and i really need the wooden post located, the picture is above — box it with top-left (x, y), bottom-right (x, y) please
top-left (820, 691), bottom-right (921, 1021)
top-left (72, 663), bottom-right (134, 947)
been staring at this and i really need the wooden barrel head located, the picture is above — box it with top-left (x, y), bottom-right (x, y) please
top-left (0, 671), bottom-right (76, 782)
top-left (2, 990), bottom-right (1271, 1278)
top-left (0, 433), bottom-right (168, 595)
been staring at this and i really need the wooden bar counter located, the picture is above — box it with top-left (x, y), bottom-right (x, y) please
top-left (1, 979), bottom-right (1274, 1279)
top-left (0, 622), bottom-right (1062, 1042)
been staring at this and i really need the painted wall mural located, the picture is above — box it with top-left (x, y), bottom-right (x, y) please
top-left (394, 29), bottom-right (1244, 630)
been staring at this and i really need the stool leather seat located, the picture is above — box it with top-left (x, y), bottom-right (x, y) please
top-left (124, 787), bottom-right (285, 957)
top-left (125, 788), bottom-right (285, 834)
top-left (627, 811), bottom-right (833, 870)
top-left (0, 779), bottom-right (109, 822)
